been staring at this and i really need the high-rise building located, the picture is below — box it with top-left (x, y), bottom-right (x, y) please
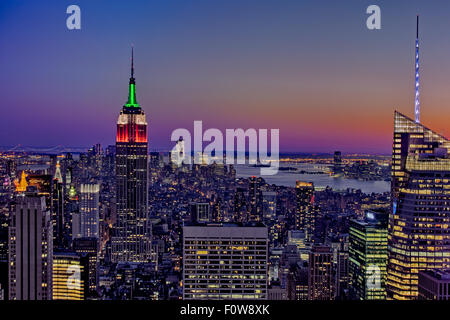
top-left (295, 181), bottom-right (316, 243)
top-left (111, 49), bottom-right (151, 263)
top-left (386, 17), bottom-right (450, 300)
top-left (248, 176), bottom-right (262, 222)
top-left (52, 251), bottom-right (84, 300)
top-left (349, 210), bottom-right (388, 300)
top-left (27, 173), bottom-right (64, 248)
top-left (308, 245), bottom-right (333, 300)
top-left (52, 162), bottom-right (65, 249)
top-left (333, 237), bottom-right (349, 299)
top-left (73, 238), bottom-right (98, 298)
top-left (73, 184), bottom-right (100, 239)
top-left (233, 187), bottom-right (247, 222)
top-left (262, 191), bottom-right (277, 220)
top-left (183, 224), bottom-right (268, 299)
top-left (190, 202), bottom-right (210, 223)
top-left (387, 111), bottom-right (450, 300)
top-left (333, 151), bottom-right (343, 175)
top-left (418, 270), bottom-right (450, 300)
top-left (8, 188), bottom-right (53, 300)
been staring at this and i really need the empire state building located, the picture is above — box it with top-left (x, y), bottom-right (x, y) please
top-left (111, 49), bottom-right (151, 263)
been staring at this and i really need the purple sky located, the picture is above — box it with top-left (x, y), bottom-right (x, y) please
top-left (2, 0), bottom-right (450, 153)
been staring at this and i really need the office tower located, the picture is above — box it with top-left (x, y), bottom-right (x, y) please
top-left (308, 245), bottom-right (333, 300)
top-left (262, 191), bottom-right (277, 220)
top-left (233, 187), bottom-right (247, 222)
top-left (333, 151), bottom-right (343, 175)
top-left (104, 145), bottom-right (116, 175)
top-left (183, 224), bottom-right (268, 299)
top-left (295, 181), bottom-right (316, 243)
top-left (248, 176), bottom-right (262, 222)
top-left (287, 263), bottom-right (308, 300)
top-left (88, 144), bottom-right (103, 176)
top-left (349, 210), bottom-right (388, 300)
top-left (27, 173), bottom-right (62, 247)
top-left (190, 202), bottom-right (210, 223)
top-left (52, 251), bottom-right (84, 300)
top-left (8, 188), bottom-right (53, 300)
top-left (387, 111), bottom-right (450, 300)
top-left (73, 184), bottom-right (100, 239)
top-left (52, 162), bottom-right (65, 248)
top-left (418, 270), bottom-right (450, 300)
top-left (334, 238), bottom-right (349, 299)
top-left (267, 285), bottom-right (288, 300)
top-left (149, 152), bottom-right (163, 183)
top-left (111, 49), bottom-right (151, 263)
top-left (73, 238), bottom-right (98, 298)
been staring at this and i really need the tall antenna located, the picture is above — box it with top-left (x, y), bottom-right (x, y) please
top-left (415, 15), bottom-right (420, 123)
top-left (131, 45), bottom-right (134, 79)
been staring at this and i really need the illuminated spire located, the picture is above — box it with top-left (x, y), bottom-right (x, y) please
top-left (125, 45), bottom-right (139, 108)
top-left (16, 171), bottom-right (28, 192)
top-left (54, 160), bottom-right (63, 183)
top-left (415, 15), bottom-right (420, 123)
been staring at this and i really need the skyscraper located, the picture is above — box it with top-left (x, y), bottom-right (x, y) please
top-left (349, 210), bottom-right (388, 300)
top-left (249, 176), bottom-right (262, 222)
top-left (308, 245), bottom-right (334, 300)
top-left (387, 111), bottom-right (450, 300)
top-left (52, 161), bottom-right (65, 249)
top-left (183, 224), bottom-right (268, 299)
top-left (73, 238), bottom-right (99, 298)
top-left (52, 251), bottom-right (84, 300)
top-left (111, 49), bottom-right (151, 263)
top-left (73, 183), bottom-right (100, 239)
top-left (8, 188), bottom-right (53, 300)
top-left (190, 202), bottom-right (211, 223)
top-left (295, 181), bottom-right (316, 243)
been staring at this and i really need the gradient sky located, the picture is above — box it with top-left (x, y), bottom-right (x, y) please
top-left (1, 0), bottom-right (450, 153)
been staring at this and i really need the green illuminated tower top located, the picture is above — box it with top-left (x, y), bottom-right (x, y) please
top-left (125, 46), bottom-right (140, 108)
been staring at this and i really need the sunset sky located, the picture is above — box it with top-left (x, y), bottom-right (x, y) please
top-left (1, 0), bottom-right (450, 153)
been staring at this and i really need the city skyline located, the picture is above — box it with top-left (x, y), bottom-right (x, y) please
top-left (3, 1), bottom-right (450, 153)
top-left (3, 1), bottom-right (450, 305)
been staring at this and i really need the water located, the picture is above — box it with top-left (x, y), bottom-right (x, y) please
top-left (235, 163), bottom-right (390, 194)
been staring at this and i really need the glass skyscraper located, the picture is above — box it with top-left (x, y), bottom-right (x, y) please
top-left (387, 111), bottom-right (450, 299)
top-left (349, 210), bottom-right (388, 300)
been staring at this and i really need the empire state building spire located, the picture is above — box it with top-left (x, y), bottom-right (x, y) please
top-left (414, 15), bottom-right (420, 123)
top-left (125, 46), bottom-right (139, 108)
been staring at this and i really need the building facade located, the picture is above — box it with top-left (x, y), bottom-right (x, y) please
top-left (418, 270), bottom-right (450, 300)
top-left (73, 183), bottom-right (100, 239)
top-left (308, 245), bottom-right (333, 300)
top-left (111, 50), bottom-right (151, 263)
top-left (8, 190), bottom-right (53, 300)
top-left (295, 181), bottom-right (316, 243)
top-left (52, 251), bottom-right (84, 300)
top-left (183, 224), bottom-right (268, 299)
top-left (349, 210), bottom-right (388, 300)
top-left (387, 112), bottom-right (450, 299)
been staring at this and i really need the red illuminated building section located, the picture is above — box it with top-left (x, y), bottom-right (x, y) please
top-left (116, 120), bottom-right (147, 143)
